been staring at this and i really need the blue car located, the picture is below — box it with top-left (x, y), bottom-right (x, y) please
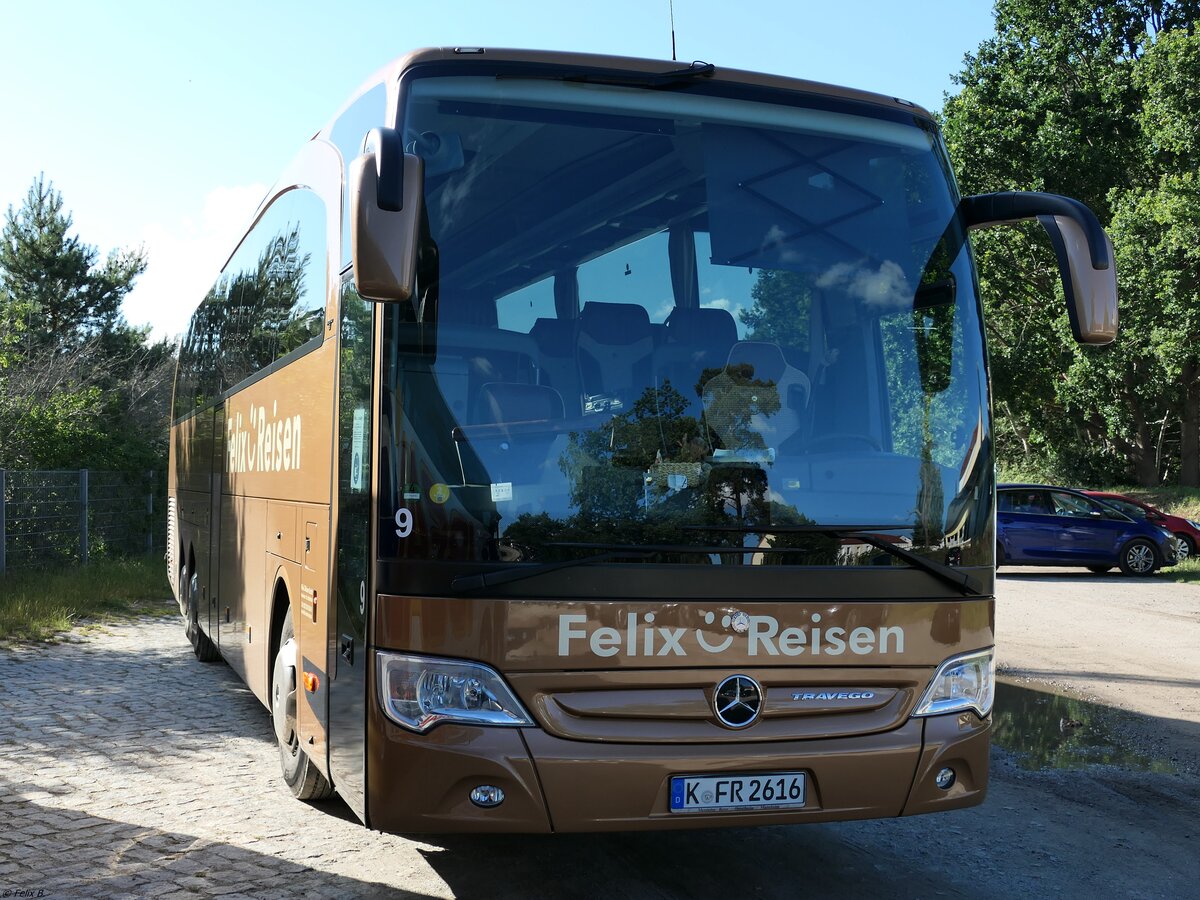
top-left (997, 484), bottom-right (1178, 576)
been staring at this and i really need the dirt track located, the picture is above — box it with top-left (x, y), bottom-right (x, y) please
top-left (997, 566), bottom-right (1200, 772)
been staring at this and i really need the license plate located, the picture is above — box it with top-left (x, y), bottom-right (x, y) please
top-left (669, 772), bottom-right (806, 813)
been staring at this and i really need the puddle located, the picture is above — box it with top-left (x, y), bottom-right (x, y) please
top-left (991, 681), bottom-right (1177, 773)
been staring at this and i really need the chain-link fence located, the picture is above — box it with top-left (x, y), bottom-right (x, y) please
top-left (0, 470), bottom-right (161, 573)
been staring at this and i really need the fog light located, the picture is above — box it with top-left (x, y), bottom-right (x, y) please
top-left (470, 785), bottom-right (505, 808)
top-left (935, 767), bottom-right (956, 790)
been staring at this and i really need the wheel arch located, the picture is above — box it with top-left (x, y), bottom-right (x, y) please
top-left (268, 571), bottom-right (293, 688)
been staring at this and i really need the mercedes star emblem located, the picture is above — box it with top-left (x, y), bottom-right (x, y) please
top-left (713, 674), bottom-right (763, 728)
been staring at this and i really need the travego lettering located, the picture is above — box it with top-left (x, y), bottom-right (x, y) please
top-left (227, 401), bottom-right (302, 474)
top-left (557, 611), bottom-right (905, 658)
top-left (791, 691), bottom-right (877, 701)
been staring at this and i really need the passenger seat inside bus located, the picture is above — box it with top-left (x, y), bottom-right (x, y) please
top-left (431, 325), bottom-right (538, 424)
top-left (704, 341), bottom-right (810, 449)
top-left (469, 382), bottom-right (566, 488)
top-left (653, 306), bottom-right (739, 411)
top-left (530, 317), bottom-right (582, 417)
top-left (577, 301), bottom-right (656, 410)
top-left (474, 382), bottom-right (566, 427)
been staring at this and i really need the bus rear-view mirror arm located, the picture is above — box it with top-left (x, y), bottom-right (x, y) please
top-left (350, 126), bottom-right (424, 303)
top-left (960, 191), bottom-right (1118, 345)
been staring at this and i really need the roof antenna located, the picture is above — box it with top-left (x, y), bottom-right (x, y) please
top-left (669, 0), bottom-right (677, 61)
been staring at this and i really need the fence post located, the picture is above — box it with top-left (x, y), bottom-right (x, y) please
top-left (0, 469), bottom-right (6, 575)
top-left (80, 468), bottom-right (89, 567)
top-left (146, 469), bottom-right (154, 556)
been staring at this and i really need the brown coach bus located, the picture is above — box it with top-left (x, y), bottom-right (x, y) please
top-left (168, 47), bottom-right (1117, 833)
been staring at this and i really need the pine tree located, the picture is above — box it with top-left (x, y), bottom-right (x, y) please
top-left (0, 174), bottom-right (147, 363)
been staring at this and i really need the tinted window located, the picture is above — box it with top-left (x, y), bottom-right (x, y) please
top-left (1098, 497), bottom-right (1144, 519)
top-left (1050, 491), bottom-right (1095, 517)
top-left (999, 490), bottom-right (1051, 514)
top-left (173, 188), bottom-right (327, 419)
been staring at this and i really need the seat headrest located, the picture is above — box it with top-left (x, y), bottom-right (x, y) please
top-left (725, 341), bottom-right (788, 383)
top-left (579, 302), bottom-right (651, 344)
top-left (666, 307), bottom-right (738, 349)
top-left (530, 316), bottom-right (576, 348)
top-left (476, 382), bottom-right (565, 425)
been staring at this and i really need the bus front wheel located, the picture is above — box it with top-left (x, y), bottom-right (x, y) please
top-left (272, 607), bottom-right (334, 801)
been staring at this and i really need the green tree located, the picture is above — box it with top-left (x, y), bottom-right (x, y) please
top-left (0, 175), bottom-right (147, 361)
top-left (0, 176), bottom-right (171, 472)
top-left (1114, 26), bottom-right (1200, 485)
top-left (941, 0), bottom-right (1200, 485)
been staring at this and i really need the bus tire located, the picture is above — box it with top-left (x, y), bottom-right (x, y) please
top-left (185, 564), bottom-right (220, 663)
top-left (273, 607), bottom-right (334, 801)
top-left (1117, 539), bottom-right (1159, 577)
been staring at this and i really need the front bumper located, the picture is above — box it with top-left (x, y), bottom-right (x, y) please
top-left (365, 710), bottom-right (989, 833)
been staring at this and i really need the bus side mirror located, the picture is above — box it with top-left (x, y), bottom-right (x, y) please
top-left (960, 191), bottom-right (1117, 345)
top-left (350, 127), bottom-right (424, 303)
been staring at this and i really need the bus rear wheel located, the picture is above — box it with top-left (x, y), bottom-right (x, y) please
top-left (272, 608), bottom-right (334, 801)
top-left (184, 565), bottom-right (219, 662)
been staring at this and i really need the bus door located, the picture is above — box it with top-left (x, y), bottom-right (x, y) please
top-left (298, 513), bottom-right (332, 774)
top-left (328, 275), bottom-right (375, 820)
top-left (208, 404), bottom-right (225, 647)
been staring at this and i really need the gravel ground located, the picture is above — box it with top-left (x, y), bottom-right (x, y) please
top-left (996, 566), bottom-right (1200, 773)
top-left (0, 572), bottom-right (1197, 899)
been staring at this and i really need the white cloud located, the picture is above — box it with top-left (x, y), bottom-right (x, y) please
top-left (122, 183), bottom-right (267, 341)
top-left (816, 260), bottom-right (912, 310)
top-left (701, 297), bottom-right (733, 312)
top-left (653, 300), bottom-right (676, 321)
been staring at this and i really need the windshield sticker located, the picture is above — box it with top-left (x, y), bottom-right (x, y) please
top-left (350, 408), bottom-right (366, 491)
top-left (490, 482), bottom-right (513, 502)
top-left (429, 483), bottom-right (451, 504)
top-left (557, 611), bottom-right (905, 658)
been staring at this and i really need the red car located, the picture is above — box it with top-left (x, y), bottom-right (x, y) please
top-left (1082, 491), bottom-right (1200, 562)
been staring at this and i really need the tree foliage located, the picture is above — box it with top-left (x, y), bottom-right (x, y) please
top-left (942, 0), bottom-right (1200, 485)
top-left (0, 175), bottom-right (173, 471)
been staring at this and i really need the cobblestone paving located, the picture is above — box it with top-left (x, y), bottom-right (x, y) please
top-left (6, 603), bottom-right (1197, 899)
top-left (0, 614), bottom-right (447, 899)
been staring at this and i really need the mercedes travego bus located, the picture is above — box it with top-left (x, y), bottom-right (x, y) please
top-left (168, 48), bottom-right (1117, 833)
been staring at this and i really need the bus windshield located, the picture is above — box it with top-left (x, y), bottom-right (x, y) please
top-left (379, 73), bottom-right (991, 584)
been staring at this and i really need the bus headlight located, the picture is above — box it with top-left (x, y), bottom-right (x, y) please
top-left (912, 648), bottom-right (995, 719)
top-left (376, 652), bottom-right (534, 733)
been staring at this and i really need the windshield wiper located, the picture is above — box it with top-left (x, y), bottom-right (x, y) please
top-left (498, 60), bottom-right (715, 90)
top-left (453, 527), bottom-right (982, 596)
top-left (682, 524), bottom-right (982, 596)
top-left (451, 548), bottom-right (658, 593)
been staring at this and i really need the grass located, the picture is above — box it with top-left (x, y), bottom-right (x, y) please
top-left (0, 557), bottom-right (174, 643)
top-left (1157, 556), bottom-right (1200, 584)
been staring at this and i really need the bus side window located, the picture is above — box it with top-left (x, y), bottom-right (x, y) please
top-left (212, 189), bottom-right (329, 395)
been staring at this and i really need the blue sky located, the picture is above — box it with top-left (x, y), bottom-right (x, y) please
top-left (0, 0), bottom-right (997, 339)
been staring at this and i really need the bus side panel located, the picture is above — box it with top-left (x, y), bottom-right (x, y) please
top-left (219, 493), bottom-right (268, 698)
top-left (221, 344), bottom-right (336, 723)
top-left (175, 408), bottom-right (215, 634)
top-left (207, 404), bottom-right (225, 648)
